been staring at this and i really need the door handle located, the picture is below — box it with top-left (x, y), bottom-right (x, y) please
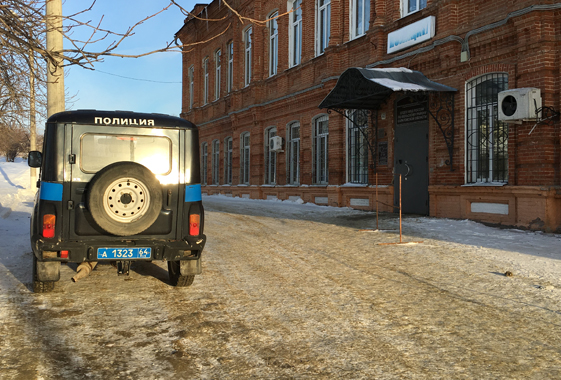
top-left (404, 163), bottom-right (412, 177)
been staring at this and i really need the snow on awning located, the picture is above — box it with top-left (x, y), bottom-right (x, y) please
top-left (319, 67), bottom-right (457, 110)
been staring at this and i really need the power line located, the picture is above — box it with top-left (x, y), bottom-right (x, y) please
top-left (95, 69), bottom-right (182, 84)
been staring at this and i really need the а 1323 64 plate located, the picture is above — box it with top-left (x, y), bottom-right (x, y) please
top-left (97, 247), bottom-right (151, 259)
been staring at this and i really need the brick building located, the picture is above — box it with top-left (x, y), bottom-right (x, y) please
top-left (176, 0), bottom-right (561, 231)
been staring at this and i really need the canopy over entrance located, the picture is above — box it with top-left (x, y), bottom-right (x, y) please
top-left (319, 67), bottom-right (456, 110)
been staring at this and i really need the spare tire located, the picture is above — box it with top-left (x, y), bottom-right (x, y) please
top-left (87, 162), bottom-right (162, 236)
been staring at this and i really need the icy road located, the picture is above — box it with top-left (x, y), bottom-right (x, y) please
top-left (1, 159), bottom-right (561, 379)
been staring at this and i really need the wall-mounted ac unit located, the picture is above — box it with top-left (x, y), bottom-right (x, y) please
top-left (498, 88), bottom-right (542, 122)
top-left (270, 135), bottom-right (283, 152)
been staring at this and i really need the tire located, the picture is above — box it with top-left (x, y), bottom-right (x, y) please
top-left (32, 255), bottom-right (55, 293)
top-left (168, 261), bottom-right (195, 287)
top-left (87, 162), bottom-right (162, 236)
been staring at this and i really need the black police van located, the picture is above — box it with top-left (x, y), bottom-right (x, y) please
top-left (28, 110), bottom-right (206, 292)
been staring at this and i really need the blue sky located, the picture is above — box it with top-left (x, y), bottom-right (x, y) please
top-left (63, 0), bottom-right (199, 117)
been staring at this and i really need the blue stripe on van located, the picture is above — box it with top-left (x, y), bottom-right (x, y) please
top-left (185, 184), bottom-right (202, 202)
top-left (39, 182), bottom-right (63, 201)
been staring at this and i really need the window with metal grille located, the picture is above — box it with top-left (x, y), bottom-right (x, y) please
top-left (224, 137), bottom-right (233, 184)
top-left (212, 140), bottom-right (220, 185)
top-left (466, 73), bottom-right (509, 184)
top-left (240, 132), bottom-right (250, 184)
top-left (347, 109), bottom-right (369, 184)
top-left (313, 115), bottom-right (329, 184)
top-left (264, 127), bottom-right (277, 184)
top-left (287, 122), bottom-right (300, 185)
top-left (201, 142), bottom-right (208, 185)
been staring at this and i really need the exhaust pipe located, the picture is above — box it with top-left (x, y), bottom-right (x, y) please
top-left (72, 261), bottom-right (98, 282)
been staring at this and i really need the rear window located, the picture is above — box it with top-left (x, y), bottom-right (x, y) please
top-left (80, 133), bottom-right (172, 175)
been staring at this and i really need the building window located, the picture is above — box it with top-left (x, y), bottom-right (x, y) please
top-left (214, 49), bottom-right (221, 100)
top-left (316, 0), bottom-right (331, 55)
top-left (289, 0), bottom-right (303, 67)
top-left (313, 115), bottom-right (329, 184)
top-left (212, 140), bottom-right (220, 185)
top-left (201, 142), bottom-right (208, 185)
top-left (203, 57), bottom-right (209, 105)
top-left (244, 27), bottom-right (252, 87)
top-left (350, 0), bottom-right (370, 39)
top-left (265, 127), bottom-right (277, 184)
top-left (188, 65), bottom-right (194, 110)
top-left (227, 41), bottom-right (234, 92)
top-left (224, 137), bottom-right (233, 184)
top-left (240, 132), bottom-right (251, 184)
top-left (402, 0), bottom-right (427, 17)
top-left (466, 73), bottom-right (509, 184)
top-left (287, 121), bottom-right (300, 185)
top-left (269, 12), bottom-right (279, 76)
top-left (347, 109), bottom-right (369, 184)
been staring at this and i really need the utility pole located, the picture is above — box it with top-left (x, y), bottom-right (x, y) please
top-left (29, 40), bottom-right (37, 188)
top-left (46, 0), bottom-right (65, 117)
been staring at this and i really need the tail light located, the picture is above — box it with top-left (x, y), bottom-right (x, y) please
top-left (60, 250), bottom-right (69, 259)
top-left (189, 214), bottom-right (200, 236)
top-left (43, 214), bottom-right (55, 238)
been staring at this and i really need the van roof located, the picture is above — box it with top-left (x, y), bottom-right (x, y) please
top-left (47, 110), bottom-right (197, 129)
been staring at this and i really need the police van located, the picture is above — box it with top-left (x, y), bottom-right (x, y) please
top-left (28, 110), bottom-right (206, 292)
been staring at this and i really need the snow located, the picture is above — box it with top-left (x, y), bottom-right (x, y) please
top-left (2, 157), bottom-right (561, 377)
top-left (2, 157), bottom-right (561, 293)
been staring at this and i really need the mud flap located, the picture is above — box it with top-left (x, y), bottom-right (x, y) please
top-left (180, 259), bottom-right (202, 276)
top-left (36, 261), bottom-right (61, 282)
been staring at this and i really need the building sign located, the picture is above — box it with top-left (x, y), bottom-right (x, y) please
top-left (396, 102), bottom-right (428, 125)
top-left (387, 16), bottom-right (436, 54)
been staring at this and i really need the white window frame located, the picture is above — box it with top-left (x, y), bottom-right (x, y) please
top-left (224, 137), bottom-right (233, 184)
top-left (287, 121), bottom-right (300, 185)
top-left (203, 57), bottom-right (209, 105)
top-left (289, 0), bottom-right (303, 68)
top-left (316, 0), bottom-right (331, 55)
top-left (214, 49), bottom-right (221, 101)
top-left (240, 132), bottom-right (251, 184)
top-left (212, 139), bottom-right (220, 185)
top-left (265, 127), bottom-right (277, 184)
top-left (401, 0), bottom-right (427, 17)
top-left (201, 142), bottom-right (208, 185)
top-left (350, 0), bottom-right (370, 40)
top-left (313, 115), bottom-right (329, 185)
top-left (244, 27), bottom-right (253, 87)
top-left (227, 41), bottom-right (234, 92)
top-left (188, 65), bottom-right (194, 109)
top-left (269, 12), bottom-right (279, 77)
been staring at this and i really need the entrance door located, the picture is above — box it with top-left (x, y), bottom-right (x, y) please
top-left (394, 97), bottom-right (429, 215)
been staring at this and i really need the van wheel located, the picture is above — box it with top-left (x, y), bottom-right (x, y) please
top-left (32, 255), bottom-right (55, 293)
top-left (88, 162), bottom-right (162, 236)
top-left (168, 261), bottom-right (195, 287)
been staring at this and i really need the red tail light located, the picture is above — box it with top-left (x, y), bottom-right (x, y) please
top-left (60, 250), bottom-right (69, 259)
top-left (43, 214), bottom-right (55, 238)
top-left (189, 214), bottom-right (200, 236)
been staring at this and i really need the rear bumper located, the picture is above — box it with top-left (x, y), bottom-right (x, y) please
top-left (31, 235), bottom-right (206, 263)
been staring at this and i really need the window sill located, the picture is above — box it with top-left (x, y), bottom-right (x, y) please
top-left (462, 182), bottom-right (508, 187)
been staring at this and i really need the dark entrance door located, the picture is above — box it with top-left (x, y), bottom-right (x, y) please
top-left (394, 96), bottom-right (429, 215)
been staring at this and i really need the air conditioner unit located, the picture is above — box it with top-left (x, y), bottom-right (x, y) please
top-left (270, 136), bottom-right (283, 152)
top-left (498, 88), bottom-right (542, 122)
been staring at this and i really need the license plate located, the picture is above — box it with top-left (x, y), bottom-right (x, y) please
top-left (97, 247), bottom-right (151, 260)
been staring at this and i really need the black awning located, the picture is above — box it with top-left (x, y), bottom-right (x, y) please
top-left (319, 67), bottom-right (457, 110)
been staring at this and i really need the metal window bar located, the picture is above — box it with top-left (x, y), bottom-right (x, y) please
top-left (313, 116), bottom-right (329, 184)
top-left (212, 140), bottom-right (219, 184)
top-left (466, 73), bottom-right (508, 183)
top-left (288, 122), bottom-right (300, 184)
top-left (347, 109), bottom-right (369, 184)
top-left (201, 143), bottom-right (208, 185)
top-left (224, 137), bottom-right (232, 184)
top-left (265, 128), bottom-right (277, 184)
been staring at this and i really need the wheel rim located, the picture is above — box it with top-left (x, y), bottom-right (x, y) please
top-left (102, 177), bottom-right (151, 223)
